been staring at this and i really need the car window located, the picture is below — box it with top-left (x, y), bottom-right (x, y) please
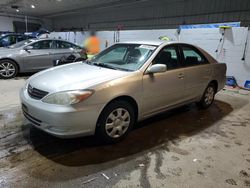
top-left (54, 41), bottom-right (81, 49)
top-left (153, 46), bottom-right (180, 70)
top-left (99, 46), bottom-right (127, 62)
top-left (9, 39), bottom-right (35, 48)
top-left (9, 35), bottom-right (17, 45)
top-left (31, 40), bottom-right (54, 49)
top-left (71, 44), bottom-right (82, 49)
top-left (91, 43), bottom-right (156, 71)
top-left (181, 46), bottom-right (207, 66)
top-left (1, 36), bottom-right (10, 43)
top-left (54, 41), bottom-right (72, 49)
top-left (1, 35), bottom-right (16, 45)
top-left (17, 35), bottom-right (25, 42)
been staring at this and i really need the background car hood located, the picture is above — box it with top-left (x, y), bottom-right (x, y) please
top-left (0, 48), bottom-right (16, 53)
top-left (28, 62), bottom-right (130, 93)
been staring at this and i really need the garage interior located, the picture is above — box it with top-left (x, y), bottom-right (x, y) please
top-left (0, 0), bottom-right (250, 187)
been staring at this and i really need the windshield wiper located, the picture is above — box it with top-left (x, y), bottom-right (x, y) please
top-left (92, 62), bottom-right (118, 70)
top-left (84, 60), bottom-right (131, 71)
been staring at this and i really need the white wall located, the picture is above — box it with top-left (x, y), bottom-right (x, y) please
top-left (49, 31), bottom-right (87, 47)
top-left (97, 29), bottom-right (178, 50)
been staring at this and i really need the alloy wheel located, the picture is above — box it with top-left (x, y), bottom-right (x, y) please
top-left (204, 86), bottom-right (214, 105)
top-left (0, 62), bottom-right (16, 78)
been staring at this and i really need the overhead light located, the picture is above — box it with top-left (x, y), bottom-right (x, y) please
top-left (16, 9), bottom-right (20, 12)
top-left (31, 4), bottom-right (35, 8)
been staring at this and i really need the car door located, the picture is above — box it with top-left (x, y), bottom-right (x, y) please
top-left (179, 44), bottom-right (211, 101)
top-left (52, 40), bottom-right (81, 61)
top-left (22, 40), bottom-right (54, 71)
top-left (142, 44), bottom-right (185, 116)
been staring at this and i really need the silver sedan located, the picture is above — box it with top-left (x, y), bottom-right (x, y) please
top-left (20, 41), bottom-right (226, 143)
top-left (0, 38), bottom-right (83, 78)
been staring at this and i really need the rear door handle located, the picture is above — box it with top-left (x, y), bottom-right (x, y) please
top-left (178, 73), bottom-right (184, 79)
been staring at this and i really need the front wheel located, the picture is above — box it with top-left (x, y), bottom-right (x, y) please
top-left (0, 60), bottom-right (18, 79)
top-left (197, 84), bottom-right (216, 109)
top-left (96, 100), bottom-right (135, 143)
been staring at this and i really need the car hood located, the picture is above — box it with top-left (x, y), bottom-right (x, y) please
top-left (0, 48), bottom-right (18, 56)
top-left (0, 47), bottom-right (16, 52)
top-left (28, 62), bottom-right (131, 93)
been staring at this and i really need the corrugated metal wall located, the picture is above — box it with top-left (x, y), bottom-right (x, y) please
top-left (52, 0), bottom-right (250, 31)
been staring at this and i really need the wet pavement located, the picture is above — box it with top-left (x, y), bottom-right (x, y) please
top-left (0, 90), bottom-right (250, 187)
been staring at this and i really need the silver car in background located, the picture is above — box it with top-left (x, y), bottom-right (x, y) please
top-left (20, 41), bottom-right (226, 143)
top-left (0, 38), bottom-right (83, 78)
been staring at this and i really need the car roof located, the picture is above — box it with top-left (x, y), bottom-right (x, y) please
top-left (24, 38), bottom-right (70, 43)
top-left (26, 38), bottom-right (82, 47)
top-left (1, 33), bottom-right (23, 37)
top-left (119, 40), bottom-right (192, 46)
top-left (121, 40), bottom-right (165, 46)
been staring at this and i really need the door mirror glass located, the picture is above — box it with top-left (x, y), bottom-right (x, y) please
top-left (146, 64), bottom-right (167, 74)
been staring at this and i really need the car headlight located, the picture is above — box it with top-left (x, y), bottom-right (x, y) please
top-left (42, 90), bottom-right (94, 105)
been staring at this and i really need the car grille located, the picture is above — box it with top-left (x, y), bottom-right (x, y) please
top-left (28, 84), bottom-right (49, 100)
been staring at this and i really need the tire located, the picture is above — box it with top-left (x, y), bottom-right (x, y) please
top-left (96, 100), bottom-right (135, 143)
top-left (197, 83), bottom-right (216, 109)
top-left (0, 59), bottom-right (18, 79)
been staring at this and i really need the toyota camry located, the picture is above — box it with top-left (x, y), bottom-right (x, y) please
top-left (20, 41), bottom-right (226, 143)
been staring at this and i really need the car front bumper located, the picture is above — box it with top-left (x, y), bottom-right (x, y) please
top-left (20, 87), bottom-right (104, 138)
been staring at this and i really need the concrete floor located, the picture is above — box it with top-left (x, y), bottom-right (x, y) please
top-left (0, 77), bottom-right (250, 188)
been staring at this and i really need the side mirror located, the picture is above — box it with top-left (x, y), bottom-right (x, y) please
top-left (24, 46), bottom-right (33, 51)
top-left (146, 64), bottom-right (167, 74)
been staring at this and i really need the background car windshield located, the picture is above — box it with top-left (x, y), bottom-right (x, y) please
top-left (91, 43), bottom-right (156, 71)
top-left (9, 39), bottom-right (34, 48)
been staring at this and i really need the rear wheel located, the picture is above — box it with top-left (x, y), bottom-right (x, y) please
top-left (0, 60), bottom-right (18, 79)
top-left (96, 100), bottom-right (135, 143)
top-left (197, 83), bottom-right (216, 109)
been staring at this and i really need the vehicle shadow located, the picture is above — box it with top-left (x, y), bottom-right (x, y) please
top-left (12, 72), bottom-right (34, 80)
top-left (24, 99), bottom-right (233, 167)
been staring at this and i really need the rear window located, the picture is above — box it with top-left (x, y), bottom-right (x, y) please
top-left (181, 45), bottom-right (208, 66)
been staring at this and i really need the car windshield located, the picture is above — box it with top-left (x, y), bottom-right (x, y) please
top-left (89, 43), bottom-right (157, 71)
top-left (9, 39), bottom-right (35, 48)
